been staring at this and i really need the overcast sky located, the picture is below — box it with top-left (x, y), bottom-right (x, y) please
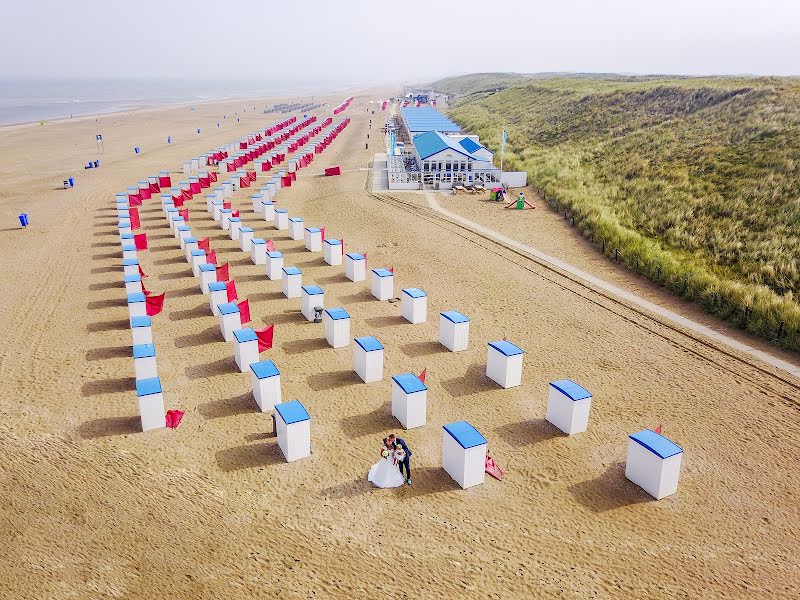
top-left (1, 0), bottom-right (797, 82)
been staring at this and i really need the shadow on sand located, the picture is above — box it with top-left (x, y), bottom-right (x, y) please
top-left (77, 415), bottom-right (141, 439)
top-left (568, 462), bottom-right (653, 513)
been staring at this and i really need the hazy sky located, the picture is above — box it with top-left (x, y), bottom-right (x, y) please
top-left (1, 0), bottom-right (798, 82)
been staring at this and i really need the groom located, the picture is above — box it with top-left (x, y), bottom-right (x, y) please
top-left (388, 434), bottom-right (411, 485)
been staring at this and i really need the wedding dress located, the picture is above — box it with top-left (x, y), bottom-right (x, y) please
top-left (368, 455), bottom-right (405, 488)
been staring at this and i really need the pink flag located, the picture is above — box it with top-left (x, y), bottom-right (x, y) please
top-left (654, 424), bottom-right (663, 435)
top-left (226, 279), bottom-right (238, 301)
top-left (165, 410), bottom-right (185, 429)
top-left (206, 249), bottom-right (217, 266)
top-left (419, 368), bottom-right (427, 383)
top-left (145, 292), bottom-right (165, 316)
top-left (266, 239), bottom-right (276, 252)
top-left (216, 262), bottom-right (229, 281)
top-left (320, 227), bottom-right (325, 241)
top-left (223, 202), bottom-right (231, 209)
top-left (178, 209), bottom-right (188, 221)
top-left (232, 209), bottom-right (240, 218)
top-left (128, 208), bottom-right (140, 230)
top-left (255, 323), bottom-right (274, 352)
top-left (197, 237), bottom-right (209, 252)
top-left (133, 233), bottom-right (148, 250)
top-left (363, 251), bottom-right (367, 268)
top-left (173, 197), bottom-right (184, 208)
top-left (238, 299), bottom-right (251, 324)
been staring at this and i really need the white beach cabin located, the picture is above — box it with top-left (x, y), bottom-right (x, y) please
top-left (282, 266), bottom-right (302, 298)
top-left (486, 340), bottom-right (524, 388)
top-left (251, 359), bottom-right (281, 412)
top-left (208, 281), bottom-right (228, 316)
top-left (353, 336), bottom-right (384, 383)
top-left (401, 288), bottom-right (427, 324)
top-left (239, 227), bottom-right (254, 252)
top-left (288, 217), bottom-right (304, 240)
top-left (439, 311), bottom-right (470, 352)
top-left (123, 258), bottom-right (139, 277)
top-left (275, 400), bottom-right (311, 463)
top-left (304, 227), bottom-right (322, 252)
top-left (323, 307), bottom-right (350, 348)
top-left (391, 372), bottom-right (427, 429)
top-left (274, 208), bottom-right (289, 230)
top-left (228, 217), bottom-right (242, 240)
top-left (233, 328), bottom-right (259, 372)
top-left (625, 429), bottom-right (684, 500)
top-left (300, 285), bottom-right (324, 321)
top-left (190, 249), bottom-right (207, 277)
top-left (198, 263), bottom-right (217, 294)
top-left (267, 251), bottom-right (284, 280)
top-left (371, 269), bottom-right (394, 301)
top-left (261, 199), bottom-right (275, 222)
top-left (217, 302), bottom-right (241, 342)
top-left (133, 343), bottom-right (158, 380)
top-left (124, 274), bottom-right (143, 295)
top-left (130, 315), bottom-right (152, 346)
top-left (345, 253), bottom-right (366, 282)
top-left (545, 379), bottom-right (593, 435)
top-left (323, 238), bottom-right (343, 266)
top-left (442, 421), bottom-right (487, 489)
top-left (183, 238), bottom-right (198, 261)
top-left (136, 377), bottom-right (165, 432)
top-left (127, 292), bottom-right (146, 320)
top-left (122, 244), bottom-right (137, 261)
top-left (251, 238), bottom-right (267, 265)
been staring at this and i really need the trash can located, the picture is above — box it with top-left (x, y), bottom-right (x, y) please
top-left (18, 213), bottom-right (29, 228)
top-left (516, 198), bottom-right (524, 209)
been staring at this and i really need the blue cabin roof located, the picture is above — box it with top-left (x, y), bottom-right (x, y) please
top-left (122, 258), bottom-right (139, 266)
top-left (128, 292), bottom-right (145, 303)
top-left (120, 233), bottom-right (134, 240)
top-left (130, 316), bottom-right (151, 328)
top-left (440, 311), bottom-right (469, 324)
top-left (372, 268), bottom-right (393, 278)
top-left (250, 359), bottom-right (279, 379)
top-left (234, 328), bottom-right (257, 343)
top-left (629, 430), bottom-right (683, 459)
top-left (199, 264), bottom-right (216, 273)
top-left (275, 399), bottom-right (310, 425)
top-left (218, 302), bottom-right (239, 315)
top-left (488, 340), bottom-right (523, 356)
top-left (305, 227), bottom-right (321, 233)
top-left (240, 227), bottom-right (253, 233)
top-left (324, 307), bottom-right (349, 320)
top-left (124, 274), bottom-right (141, 283)
top-left (282, 266), bottom-right (301, 276)
top-left (184, 237), bottom-right (197, 244)
top-left (354, 336), bottom-right (383, 352)
top-left (549, 379), bottom-right (592, 401)
top-left (275, 208), bottom-right (288, 213)
top-left (267, 251), bottom-right (283, 258)
top-left (324, 239), bottom-right (341, 246)
top-left (412, 130), bottom-right (477, 161)
top-left (392, 373), bottom-right (427, 394)
top-left (136, 377), bottom-right (162, 397)
top-left (252, 238), bottom-right (266, 244)
top-left (402, 288), bottom-right (427, 298)
top-left (302, 285), bottom-right (323, 295)
top-left (289, 217), bottom-right (304, 222)
top-left (132, 343), bottom-right (156, 359)
top-left (444, 421), bottom-right (487, 449)
top-left (191, 249), bottom-right (206, 257)
top-left (346, 253), bottom-right (365, 260)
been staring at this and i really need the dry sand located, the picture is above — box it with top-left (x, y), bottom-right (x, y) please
top-left (0, 93), bottom-right (798, 599)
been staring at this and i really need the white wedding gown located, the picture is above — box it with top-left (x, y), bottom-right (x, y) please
top-left (368, 455), bottom-right (405, 488)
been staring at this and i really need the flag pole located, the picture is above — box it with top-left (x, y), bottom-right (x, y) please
top-left (500, 129), bottom-right (506, 172)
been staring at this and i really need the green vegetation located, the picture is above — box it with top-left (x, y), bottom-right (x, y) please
top-left (432, 74), bottom-right (800, 351)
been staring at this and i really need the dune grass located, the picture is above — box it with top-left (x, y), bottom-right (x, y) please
top-left (432, 75), bottom-right (800, 351)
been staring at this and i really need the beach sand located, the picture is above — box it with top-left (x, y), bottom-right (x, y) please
top-left (0, 93), bottom-right (798, 599)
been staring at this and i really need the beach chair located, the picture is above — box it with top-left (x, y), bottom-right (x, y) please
top-left (453, 185), bottom-right (466, 195)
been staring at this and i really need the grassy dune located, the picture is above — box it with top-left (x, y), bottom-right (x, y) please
top-left (433, 75), bottom-right (800, 351)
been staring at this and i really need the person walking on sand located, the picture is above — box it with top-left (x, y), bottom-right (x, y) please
top-left (388, 434), bottom-right (412, 485)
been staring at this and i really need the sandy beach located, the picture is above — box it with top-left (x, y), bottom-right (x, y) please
top-left (0, 92), bottom-right (798, 599)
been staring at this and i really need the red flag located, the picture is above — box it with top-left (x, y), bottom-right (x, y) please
top-left (223, 202), bottom-right (231, 209)
top-left (232, 209), bottom-right (240, 218)
top-left (363, 251), bottom-right (367, 268)
top-left (216, 262), bottom-right (229, 281)
top-left (197, 237), bottom-right (209, 252)
top-left (145, 292), bottom-right (165, 316)
top-left (341, 238), bottom-right (344, 254)
top-left (133, 233), bottom-right (148, 250)
top-left (138, 264), bottom-right (147, 278)
top-left (142, 281), bottom-right (152, 296)
top-left (129, 197), bottom-right (142, 207)
top-left (173, 197), bottom-right (184, 208)
top-left (226, 279), bottom-right (238, 301)
top-left (165, 410), bottom-right (185, 429)
top-left (320, 227), bottom-right (325, 240)
top-left (128, 208), bottom-right (140, 230)
top-left (206, 249), bottom-right (218, 266)
top-left (238, 299), bottom-right (250, 324)
top-left (418, 368), bottom-right (427, 383)
top-left (255, 323), bottom-right (274, 352)
top-left (266, 239), bottom-right (276, 252)
top-left (654, 424), bottom-right (663, 435)
top-left (179, 209), bottom-right (188, 221)
top-left (389, 266), bottom-right (394, 274)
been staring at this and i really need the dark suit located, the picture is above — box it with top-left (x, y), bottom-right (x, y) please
top-left (393, 438), bottom-right (411, 480)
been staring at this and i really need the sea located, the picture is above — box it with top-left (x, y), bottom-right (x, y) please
top-left (0, 79), bottom-right (345, 126)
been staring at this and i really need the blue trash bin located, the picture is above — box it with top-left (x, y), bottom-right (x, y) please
top-left (18, 213), bottom-right (29, 228)
top-left (68, 177), bottom-right (74, 187)
top-left (134, 147), bottom-right (140, 154)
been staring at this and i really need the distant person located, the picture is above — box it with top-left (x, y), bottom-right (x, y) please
top-left (388, 433), bottom-right (412, 484)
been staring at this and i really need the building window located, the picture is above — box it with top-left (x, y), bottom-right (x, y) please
top-left (445, 162), bottom-right (451, 171)
top-left (423, 162), bottom-right (429, 172)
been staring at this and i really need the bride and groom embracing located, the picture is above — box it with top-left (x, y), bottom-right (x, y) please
top-left (368, 434), bottom-right (412, 488)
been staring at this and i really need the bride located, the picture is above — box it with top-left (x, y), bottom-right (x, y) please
top-left (368, 438), bottom-right (406, 488)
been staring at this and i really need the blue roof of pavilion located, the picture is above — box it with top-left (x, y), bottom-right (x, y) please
top-left (401, 107), bottom-right (460, 134)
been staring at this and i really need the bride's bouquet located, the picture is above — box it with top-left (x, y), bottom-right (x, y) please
top-left (381, 448), bottom-right (391, 458)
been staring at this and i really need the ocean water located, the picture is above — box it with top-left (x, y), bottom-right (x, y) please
top-left (0, 79), bottom-right (342, 126)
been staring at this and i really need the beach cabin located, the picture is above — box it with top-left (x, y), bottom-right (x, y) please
top-left (136, 377), bottom-right (165, 432)
top-left (208, 281), bottom-right (228, 316)
top-left (353, 336), bottom-right (384, 383)
top-left (486, 341), bottom-right (524, 388)
top-left (183, 238), bottom-right (198, 261)
top-left (239, 227), bottom-right (254, 252)
top-left (251, 238), bottom-right (267, 264)
top-left (261, 199), bottom-right (275, 222)
top-left (391, 373), bottom-right (427, 429)
top-left (220, 208), bottom-right (233, 231)
top-left (177, 225), bottom-right (191, 245)
top-left (323, 307), bottom-right (350, 348)
top-left (274, 208), bottom-right (289, 230)
top-left (123, 258), bottom-right (139, 277)
top-left (545, 379), bottom-right (593, 435)
top-left (442, 421), bottom-right (487, 489)
top-left (118, 220), bottom-right (131, 237)
top-left (300, 285), bottom-right (324, 322)
top-left (304, 227), bottom-right (322, 252)
top-left (233, 328), bottom-right (259, 372)
top-left (217, 302), bottom-right (241, 341)
top-left (251, 359), bottom-right (281, 412)
top-left (288, 217), bottom-right (304, 240)
top-left (124, 274), bottom-right (143, 296)
top-left (130, 315), bottom-right (152, 346)
top-left (251, 193), bottom-right (264, 213)
top-left (401, 288), bottom-right (427, 324)
top-left (267, 251), bottom-right (284, 280)
top-left (282, 266), bottom-right (302, 298)
top-left (190, 249), bottom-right (207, 276)
top-left (626, 429), bottom-right (684, 500)
top-left (128, 292), bottom-right (146, 320)
top-left (133, 343), bottom-right (158, 380)
top-left (371, 269), bottom-right (394, 301)
top-left (228, 217), bottom-right (242, 241)
top-left (169, 215), bottom-right (186, 233)
top-left (439, 311), bottom-right (469, 351)
top-left (212, 199), bottom-right (224, 221)
top-left (345, 253), bottom-right (366, 282)
top-left (323, 238), bottom-right (343, 266)
top-left (274, 400), bottom-right (311, 463)
top-left (199, 263), bottom-right (217, 294)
